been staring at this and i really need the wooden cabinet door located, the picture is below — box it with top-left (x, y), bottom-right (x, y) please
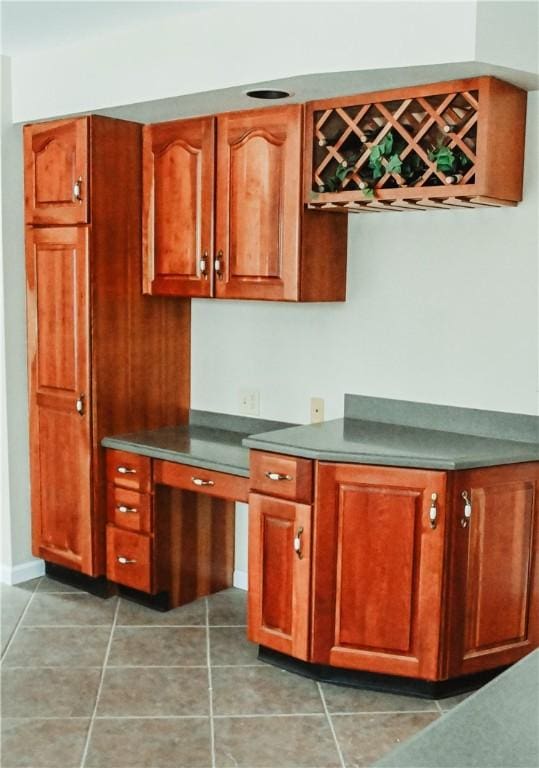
top-left (26, 227), bottom-right (93, 573)
top-left (24, 118), bottom-right (88, 225)
top-left (142, 117), bottom-right (215, 297)
top-left (312, 463), bottom-right (447, 680)
top-left (215, 105), bottom-right (303, 301)
top-left (248, 493), bottom-right (312, 660)
top-left (448, 463), bottom-right (539, 677)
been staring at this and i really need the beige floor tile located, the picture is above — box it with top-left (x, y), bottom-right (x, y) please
top-left (214, 714), bottom-right (341, 767)
top-left (22, 593), bottom-right (117, 626)
top-left (116, 596), bottom-right (206, 626)
top-left (210, 626), bottom-right (260, 666)
top-left (321, 683), bottom-right (438, 713)
top-left (437, 691), bottom-right (473, 711)
top-left (331, 712), bottom-right (439, 767)
top-left (97, 667), bottom-right (210, 717)
top-left (0, 581), bottom-right (40, 654)
top-left (107, 626), bottom-right (207, 666)
top-left (37, 576), bottom-right (85, 593)
top-left (212, 665), bottom-right (324, 716)
top-left (85, 717), bottom-right (211, 767)
top-left (1, 717), bottom-right (90, 768)
top-left (207, 588), bottom-right (246, 626)
top-left (2, 626), bottom-right (110, 667)
top-left (1, 667), bottom-right (101, 717)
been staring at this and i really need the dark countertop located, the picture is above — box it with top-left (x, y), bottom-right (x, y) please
top-left (101, 410), bottom-right (295, 477)
top-left (102, 396), bottom-right (538, 474)
top-left (242, 417), bottom-right (539, 470)
top-left (244, 395), bottom-right (538, 470)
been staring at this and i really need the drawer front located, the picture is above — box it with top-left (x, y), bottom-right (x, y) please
top-left (107, 486), bottom-right (152, 533)
top-left (153, 460), bottom-right (249, 502)
top-left (106, 449), bottom-right (151, 492)
top-left (250, 451), bottom-right (313, 503)
top-left (106, 526), bottom-right (153, 593)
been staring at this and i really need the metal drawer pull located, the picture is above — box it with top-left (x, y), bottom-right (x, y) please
top-left (117, 466), bottom-right (137, 475)
top-left (116, 505), bottom-right (137, 514)
top-left (429, 493), bottom-right (438, 529)
top-left (461, 491), bottom-right (472, 528)
top-left (76, 394), bottom-right (85, 415)
top-left (294, 527), bottom-right (304, 559)
top-left (192, 477), bottom-right (215, 487)
top-left (265, 472), bottom-right (293, 482)
top-left (117, 556), bottom-right (137, 565)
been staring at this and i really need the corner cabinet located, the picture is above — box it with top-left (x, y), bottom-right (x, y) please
top-left (247, 452), bottom-right (539, 685)
top-left (312, 463), bottom-right (447, 680)
top-left (305, 77), bottom-right (527, 213)
top-left (24, 116), bottom-right (191, 578)
top-left (143, 105), bottom-right (347, 301)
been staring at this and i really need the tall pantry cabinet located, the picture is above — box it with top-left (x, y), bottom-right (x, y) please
top-left (24, 116), bottom-right (190, 578)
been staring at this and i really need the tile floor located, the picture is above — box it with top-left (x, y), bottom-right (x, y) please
top-left (1, 578), bottom-right (467, 768)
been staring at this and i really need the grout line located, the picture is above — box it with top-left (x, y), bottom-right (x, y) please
top-left (330, 709), bottom-right (440, 716)
top-left (205, 598), bottom-right (216, 768)
top-left (79, 596), bottom-right (120, 768)
top-left (1, 577), bottom-right (42, 661)
top-left (317, 682), bottom-right (346, 768)
top-left (213, 712), bottom-right (331, 719)
top-left (434, 699), bottom-right (444, 714)
top-left (15, 624), bottom-right (114, 629)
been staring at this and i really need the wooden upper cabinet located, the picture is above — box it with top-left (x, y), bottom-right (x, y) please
top-left (215, 106), bottom-right (302, 301)
top-left (24, 117), bottom-right (89, 225)
top-left (142, 117), bottom-right (215, 297)
top-left (143, 105), bottom-right (347, 302)
top-left (312, 462), bottom-right (447, 680)
top-left (447, 463), bottom-right (539, 678)
top-left (26, 226), bottom-right (92, 572)
top-left (306, 76), bottom-right (527, 213)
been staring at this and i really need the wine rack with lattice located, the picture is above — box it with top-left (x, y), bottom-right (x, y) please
top-left (305, 77), bottom-right (526, 213)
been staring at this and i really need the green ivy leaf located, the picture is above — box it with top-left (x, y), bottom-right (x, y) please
top-left (335, 164), bottom-right (352, 182)
top-left (386, 154), bottom-right (402, 174)
top-left (362, 186), bottom-right (375, 198)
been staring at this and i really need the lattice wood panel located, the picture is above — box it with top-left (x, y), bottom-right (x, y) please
top-left (305, 77), bottom-right (527, 213)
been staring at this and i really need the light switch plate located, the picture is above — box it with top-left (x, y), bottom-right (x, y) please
top-left (310, 397), bottom-right (324, 424)
top-left (239, 389), bottom-right (260, 416)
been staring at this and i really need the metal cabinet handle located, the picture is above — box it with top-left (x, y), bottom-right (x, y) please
top-left (265, 472), bottom-right (293, 482)
top-left (76, 394), bottom-right (85, 416)
top-left (200, 251), bottom-right (208, 278)
top-left (461, 491), bottom-right (472, 528)
top-left (73, 176), bottom-right (83, 202)
top-left (429, 493), bottom-right (438, 529)
top-left (293, 527), bottom-right (304, 559)
top-left (192, 476), bottom-right (215, 487)
top-left (116, 505), bottom-right (137, 514)
top-left (117, 556), bottom-right (137, 565)
top-left (214, 250), bottom-right (224, 280)
top-left (117, 466), bottom-right (137, 475)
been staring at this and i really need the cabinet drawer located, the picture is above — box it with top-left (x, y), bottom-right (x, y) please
top-left (107, 486), bottom-right (152, 533)
top-left (106, 526), bottom-right (153, 593)
top-left (106, 449), bottom-right (151, 492)
top-left (153, 460), bottom-right (249, 502)
top-left (250, 451), bottom-right (313, 503)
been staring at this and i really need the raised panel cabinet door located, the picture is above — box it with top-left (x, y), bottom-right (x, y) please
top-left (215, 105), bottom-right (303, 301)
top-left (24, 117), bottom-right (88, 225)
top-left (247, 493), bottom-right (312, 660)
top-left (312, 463), bottom-right (447, 680)
top-left (142, 117), bottom-right (215, 297)
top-left (448, 463), bottom-right (539, 677)
top-left (26, 227), bottom-right (93, 573)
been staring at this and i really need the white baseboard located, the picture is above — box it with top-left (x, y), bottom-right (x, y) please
top-left (233, 569), bottom-right (247, 591)
top-left (0, 559), bottom-right (45, 586)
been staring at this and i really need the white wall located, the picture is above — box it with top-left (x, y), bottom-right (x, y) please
top-left (10, 1), bottom-right (478, 122)
top-left (192, 94), bottom-right (539, 421)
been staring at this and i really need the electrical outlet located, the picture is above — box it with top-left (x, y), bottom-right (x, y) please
top-left (239, 389), bottom-right (260, 417)
top-left (310, 397), bottom-right (324, 424)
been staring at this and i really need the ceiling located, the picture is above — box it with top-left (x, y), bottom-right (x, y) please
top-left (0, 1), bottom-right (217, 56)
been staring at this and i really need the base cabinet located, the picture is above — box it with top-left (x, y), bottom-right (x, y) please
top-left (247, 493), bottom-right (312, 660)
top-left (247, 452), bottom-right (539, 683)
top-left (312, 463), bottom-right (448, 680)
